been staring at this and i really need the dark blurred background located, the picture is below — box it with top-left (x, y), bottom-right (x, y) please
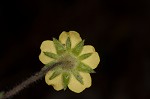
top-left (0, 0), bottom-right (150, 99)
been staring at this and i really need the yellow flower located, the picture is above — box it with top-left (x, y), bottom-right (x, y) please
top-left (39, 31), bottom-right (100, 93)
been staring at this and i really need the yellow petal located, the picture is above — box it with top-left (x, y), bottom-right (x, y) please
top-left (59, 31), bottom-right (82, 48)
top-left (80, 45), bottom-right (95, 55)
top-left (59, 31), bottom-right (69, 45)
top-left (45, 70), bottom-right (63, 91)
top-left (68, 72), bottom-right (91, 93)
top-left (40, 40), bottom-right (56, 54)
top-left (69, 31), bottom-right (82, 48)
top-left (82, 52), bottom-right (100, 69)
top-left (39, 52), bottom-right (54, 64)
top-left (39, 40), bottom-right (56, 64)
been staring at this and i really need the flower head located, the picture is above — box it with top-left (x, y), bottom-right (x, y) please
top-left (39, 31), bottom-right (100, 93)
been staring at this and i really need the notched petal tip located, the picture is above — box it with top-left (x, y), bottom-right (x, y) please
top-left (59, 31), bottom-right (83, 49)
top-left (59, 31), bottom-right (82, 49)
top-left (59, 31), bottom-right (69, 45)
top-left (69, 31), bottom-right (82, 48)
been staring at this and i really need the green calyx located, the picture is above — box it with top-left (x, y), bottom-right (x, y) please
top-left (76, 62), bottom-right (95, 73)
top-left (72, 40), bottom-right (84, 56)
top-left (62, 72), bottom-right (70, 90)
top-left (66, 37), bottom-right (71, 50)
top-left (44, 37), bottom-right (95, 89)
top-left (71, 70), bottom-right (84, 84)
top-left (53, 38), bottom-right (66, 55)
top-left (78, 53), bottom-right (92, 60)
top-left (43, 52), bottom-right (59, 59)
top-left (49, 69), bottom-right (61, 80)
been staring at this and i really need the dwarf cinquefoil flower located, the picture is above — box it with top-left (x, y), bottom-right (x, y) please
top-left (39, 31), bottom-right (100, 93)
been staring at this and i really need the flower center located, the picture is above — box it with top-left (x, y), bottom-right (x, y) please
top-left (57, 53), bottom-right (77, 70)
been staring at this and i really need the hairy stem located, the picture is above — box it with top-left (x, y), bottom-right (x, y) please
top-left (2, 62), bottom-right (62, 99)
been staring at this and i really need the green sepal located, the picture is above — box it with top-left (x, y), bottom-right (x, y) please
top-left (0, 91), bottom-right (4, 99)
top-left (76, 62), bottom-right (95, 73)
top-left (49, 70), bottom-right (61, 80)
top-left (45, 61), bottom-right (56, 67)
top-left (53, 38), bottom-right (66, 55)
top-left (66, 37), bottom-right (71, 50)
top-left (43, 52), bottom-right (59, 59)
top-left (71, 70), bottom-right (83, 84)
top-left (78, 53), bottom-right (92, 60)
top-left (62, 72), bottom-right (70, 90)
top-left (72, 40), bottom-right (84, 56)
top-left (44, 61), bottom-right (62, 70)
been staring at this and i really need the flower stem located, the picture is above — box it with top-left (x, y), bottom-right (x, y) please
top-left (2, 62), bottom-right (63, 99)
